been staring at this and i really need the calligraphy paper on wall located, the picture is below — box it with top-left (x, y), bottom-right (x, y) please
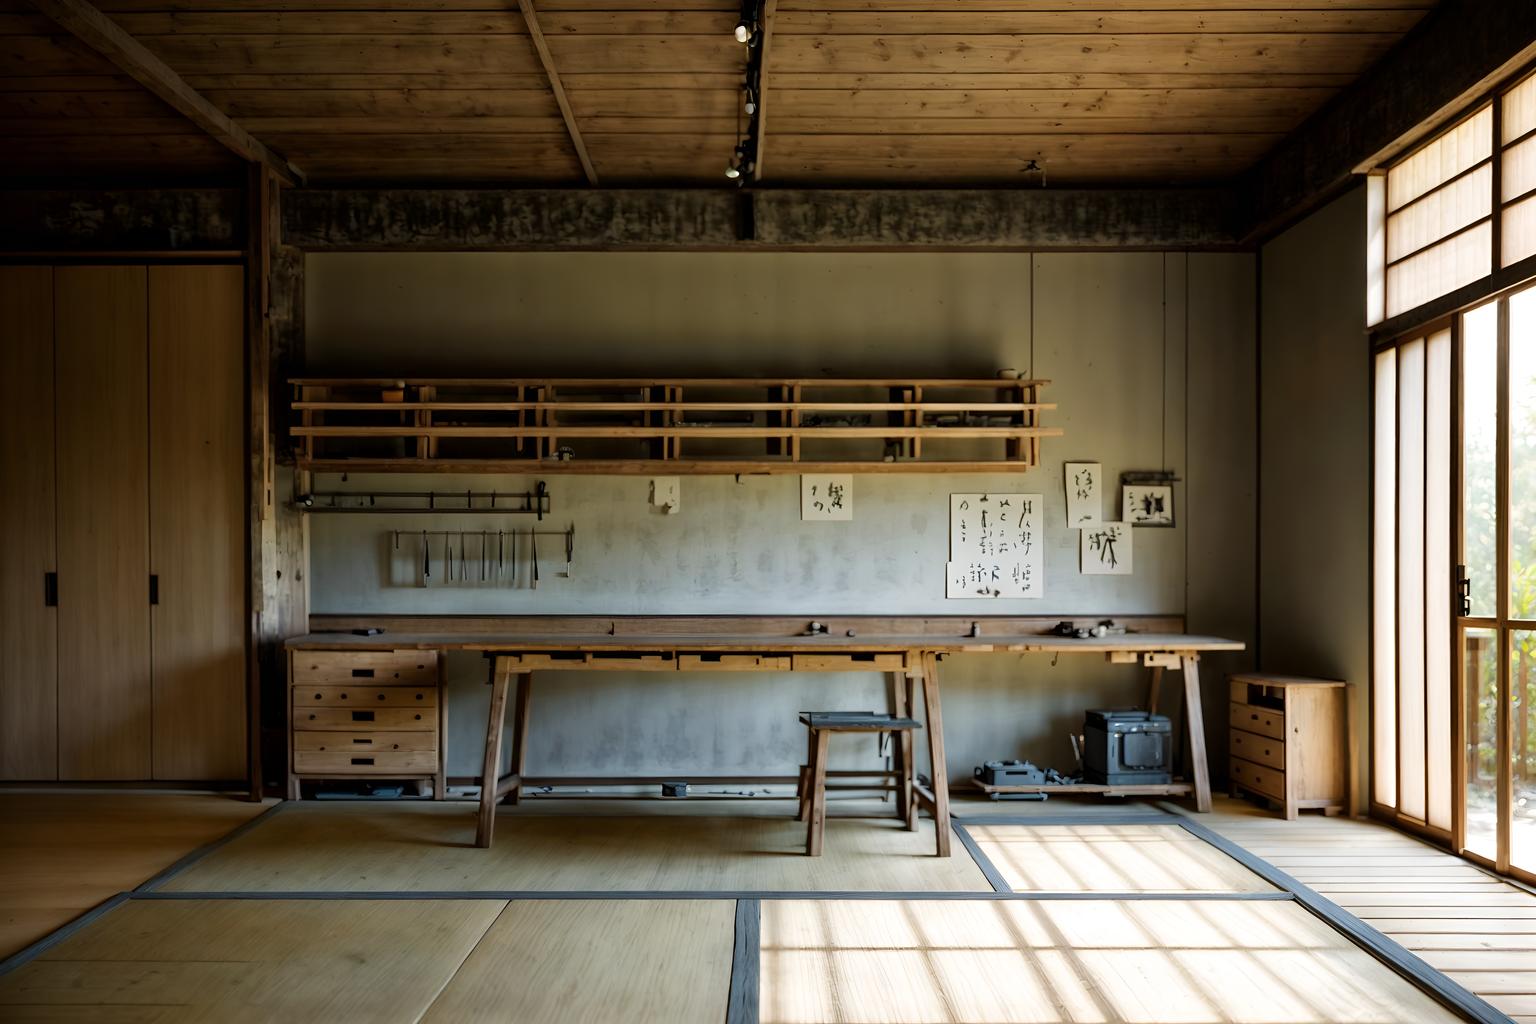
top-left (1122, 484), bottom-right (1174, 526)
top-left (801, 475), bottom-right (852, 521)
top-left (1080, 522), bottom-right (1133, 575)
top-left (1064, 462), bottom-right (1102, 528)
top-left (947, 493), bottom-right (1043, 598)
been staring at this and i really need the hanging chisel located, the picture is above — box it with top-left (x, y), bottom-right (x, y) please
top-left (497, 530), bottom-right (504, 583)
top-left (480, 530), bottom-right (487, 582)
top-left (422, 530), bottom-right (430, 584)
top-left (560, 525), bottom-right (574, 578)
top-left (531, 528), bottom-right (539, 590)
top-left (447, 533), bottom-right (454, 581)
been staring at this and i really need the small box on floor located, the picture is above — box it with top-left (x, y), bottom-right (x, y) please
top-left (1083, 709), bottom-right (1172, 785)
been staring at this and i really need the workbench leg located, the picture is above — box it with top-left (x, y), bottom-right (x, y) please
top-left (476, 658), bottom-right (514, 848)
top-left (434, 663), bottom-right (448, 801)
top-left (1146, 666), bottom-right (1164, 715)
top-left (504, 673), bottom-right (531, 805)
top-left (1180, 654), bottom-right (1212, 813)
top-left (806, 729), bottom-right (830, 857)
top-left (889, 671), bottom-right (911, 821)
top-left (921, 652), bottom-right (952, 857)
top-left (902, 675), bottom-right (918, 831)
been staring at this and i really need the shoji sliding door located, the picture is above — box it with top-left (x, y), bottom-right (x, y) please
top-left (1372, 327), bottom-right (1454, 836)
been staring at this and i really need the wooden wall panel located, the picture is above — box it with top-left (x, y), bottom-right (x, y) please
top-left (0, 267), bottom-right (57, 780)
top-left (149, 265), bottom-right (245, 781)
top-left (55, 266), bottom-right (151, 781)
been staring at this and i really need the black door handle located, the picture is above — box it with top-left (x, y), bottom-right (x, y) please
top-left (149, 575), bottom-right (159, 605)
top-left (44, 572), bottom-right (57, 607)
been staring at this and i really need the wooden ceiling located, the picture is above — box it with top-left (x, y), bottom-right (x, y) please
top-left (1, 0), bottom-right (1435, 188)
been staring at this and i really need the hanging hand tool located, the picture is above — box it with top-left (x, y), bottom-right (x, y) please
top-left (560, 526), bottom-right (574, 578)
top-left (480, 530), bottom-right (488, 582)
top-left (531, 528), bottom-right (540, 590)
top-left (497, 530), bottom-right (504, 583)
top-left (447, 533), bottom-right (454, 580)
top-left (422, 530), bottom-right (431, 584)
top-left (459, 532), bottom-right (467, 582)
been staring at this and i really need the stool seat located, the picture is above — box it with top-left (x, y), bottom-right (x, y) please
top-left (796, 711), bottom-right (925, 857)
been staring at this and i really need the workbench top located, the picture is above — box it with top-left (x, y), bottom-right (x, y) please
top-left (285, 629), bottom-right (1243, 655)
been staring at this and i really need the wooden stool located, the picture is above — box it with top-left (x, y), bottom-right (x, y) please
top-left (795, 712), bottom-right (922, 856)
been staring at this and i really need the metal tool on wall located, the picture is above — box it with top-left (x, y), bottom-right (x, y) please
top-left (300, 482), bottom-right (550, 518)
top-left (391, 525), bottom-right (574, 588)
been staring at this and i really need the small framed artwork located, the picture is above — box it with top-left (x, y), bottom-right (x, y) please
top-left (801, 474), bottom-right (852, 521)
top-left (1080, 523), bottom-right (1132, 575)
top-left (1122, 485), bottom-right (1173, 527)
top-left (1064, 461), bottom-right (1102, 528)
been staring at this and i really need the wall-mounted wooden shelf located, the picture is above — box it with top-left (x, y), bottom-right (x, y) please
top-left (290, 377), bottom-right (1059, 476)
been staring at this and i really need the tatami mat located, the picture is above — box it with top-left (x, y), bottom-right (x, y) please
top-left (965, 823), bottom-right (1278, 893)
top-left (0, 899), bottom-right (504, 1023)
top-left (160, 802), bottom-right (991, 893)
top-left (423, 900), bottom-right (735, 1023)
top-left (758, 898), bottom-right (1465, 1023)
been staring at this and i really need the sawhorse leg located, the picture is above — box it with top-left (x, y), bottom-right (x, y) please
top-left (503, 673), bottom-right (531, 805)
top-left (889, 671), bottom-right (914, 826)
top-left (920, 652), bottom-right (951, 857)
top-left (476, 657), bottom-right (515, 848)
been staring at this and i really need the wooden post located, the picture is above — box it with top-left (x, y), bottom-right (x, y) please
top-left (1146, 665), bottom-right (1164, 715)
top-left (889, 671), bottom-right (912, 822)
top-left (476, 657), bottom-right (515, 848)
top-left (434, 651), bottom-right (448, 801)
top-left (1180, 654), bottom-right (1212, 813)
top-left (805, 728), bottom-right (830, 856)
top-left (797, 726), bottom-right (814, 822)
top-left (921, 651), bottom-right (952, 856)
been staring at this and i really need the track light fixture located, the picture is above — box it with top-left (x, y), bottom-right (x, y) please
top-left (726, 138), bottom-right (756, 182)
top-left (734, 0), bottom-right (761, 43)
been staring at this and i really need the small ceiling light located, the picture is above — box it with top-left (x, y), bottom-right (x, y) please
top-left (744, 86), bottom-right (757, 115)
top-left (725, 163), bottom-right (742, 180)
top-left (734, 0), bottom-right (760, 43)
top-left (734, 21), bottom-right (751, 42)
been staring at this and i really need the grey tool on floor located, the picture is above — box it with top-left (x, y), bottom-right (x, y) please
top-left (531, 528), bottom-right (540, 589)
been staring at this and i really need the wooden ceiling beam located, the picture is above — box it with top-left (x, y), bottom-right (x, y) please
top-left (26, 0), bottom-right (302, 185)
top-left (517, 0), bottom-right (598, 186)
top-left (1245, 0), bottom-right (1536, 242)
top-left (273, 187), bottom-right (1246, 252)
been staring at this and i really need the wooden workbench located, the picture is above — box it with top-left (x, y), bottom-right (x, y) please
top-left (286, 615), bottom-right (1244, 854)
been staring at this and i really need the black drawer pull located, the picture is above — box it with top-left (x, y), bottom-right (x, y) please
top-left (352, 668), bottom-right (375, 678)
top-left (352, 738), bottom-right (370, 744)
top-left (352, 711), bottom-right (374, 722)
top-left (351, 757), bottom-right (374, 766)
top-left (416, 693), bottom-right (425, 700)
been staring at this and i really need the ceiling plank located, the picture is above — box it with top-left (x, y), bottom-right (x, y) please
top-left (518, 0), bottom-right (598, 186)
top-left (26, 0), bottom-right (300, 184)
top-left (753, 0), bottom-right (776, 182)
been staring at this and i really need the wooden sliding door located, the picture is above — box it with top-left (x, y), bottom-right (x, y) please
top-left (149, 266), bottom-right (246, 780)
top-left (0, 268), bottom-right (58, 779)
top-left (55, 267), bottom-right (152, 781)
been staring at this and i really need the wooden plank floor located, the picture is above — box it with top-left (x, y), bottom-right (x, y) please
top-left (0, 792), bottom-right (272, 958)
top-left (965, 823), bottom-right (1277, 893)
top-left (759, 898), bottom-right (1464, 1023)
top-left (161, 801), bottom-right (990, 893)
top-left (1196, 796), bottom-right (1536, 1023)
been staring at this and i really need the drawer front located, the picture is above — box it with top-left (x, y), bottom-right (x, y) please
top-left (1230, 701), bottom-right (1285, 740)
top-left (678, 654), bottom-right (791, 672)
top-left (1229, 757), bottom-right (1285, 801)
top-left (293, 750), bottom-right (438, 774)
top-left (294, 731), bottom-right (437, 753)
top-left (292, 650), bottom-right (437, 685)
top-left (791, 653), bottom-right (907, 672)
top-left (1230, 728), bottom-right (1284, 771)
top-left (294, 685), bottom-right (437, 708)
top-left (499, 652), bottom-right (675, 672)
top-left (295, 707), bottom-right (438, 731)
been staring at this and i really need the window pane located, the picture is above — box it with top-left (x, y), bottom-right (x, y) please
top-left (1426, 329), bottom-right (1453, 831)
top-left (1465, 626), bottom-right (1499, 861)
top-left (1387, 221), bottom-right (1492, 319)
top-left (1388, 106), bottom-right (1492, 211)
top-left (1503, 194), bottom-right (1536, 267)
top-left (1398, 337), bottom-right (1427, 822)
top-left (1464, 302), bottom-right (1499, 615)
top-left (1517, 630), bottom-right (1536, 874)
top-left (1387, 163), bottom-right (1491, 263)
top-left (1503, 134), bottom-right (1536, 203)
top-left (1506, 71), bottom-right (1536, 145)
top-left (1513, 288), bottom-right (1536, 619)
top-left (1374, 348), bottom-right (1398, 809)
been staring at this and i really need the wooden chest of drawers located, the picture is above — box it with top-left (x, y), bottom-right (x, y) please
top-left (287, 649), bottom-right (446, 799)
top-left (1228, 674), bottom-right (1347, 819)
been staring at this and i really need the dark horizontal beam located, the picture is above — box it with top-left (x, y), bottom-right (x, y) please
top-left (0, 188), bottom-right (242, 253)
top-left (1246, 0), bottom-right (1536, 242)
top-left (283, 187), bottom-right (1245, 252)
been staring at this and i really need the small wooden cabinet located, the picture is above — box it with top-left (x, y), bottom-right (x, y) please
top-left (287, 649), bottom-right (446, 799)
top-left (1228, 674), bottom-right (1348, 819)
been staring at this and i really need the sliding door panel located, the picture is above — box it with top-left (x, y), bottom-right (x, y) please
top-left (55, 266), bottom-right (151, 780)
top-left (1373, 348), bottom-right (1398, 808)
top-left (0, 268), bottom-right (58, 779)
top-left (149, 266), bottom-right (246, 781)
top-left (1465, 626), bottom-right (1500, 860)
top-left (1398, 337), bottom-right (1428, 821)
top-left (1426, 329), bottom-right (1453, 831)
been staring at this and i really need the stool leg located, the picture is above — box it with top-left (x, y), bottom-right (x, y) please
top-left (806, 729), bottom-right (830, 857)
top-left (797, 728), bottom-right (815, 822)
top-left (903, 677), bottom-right (919, 830)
